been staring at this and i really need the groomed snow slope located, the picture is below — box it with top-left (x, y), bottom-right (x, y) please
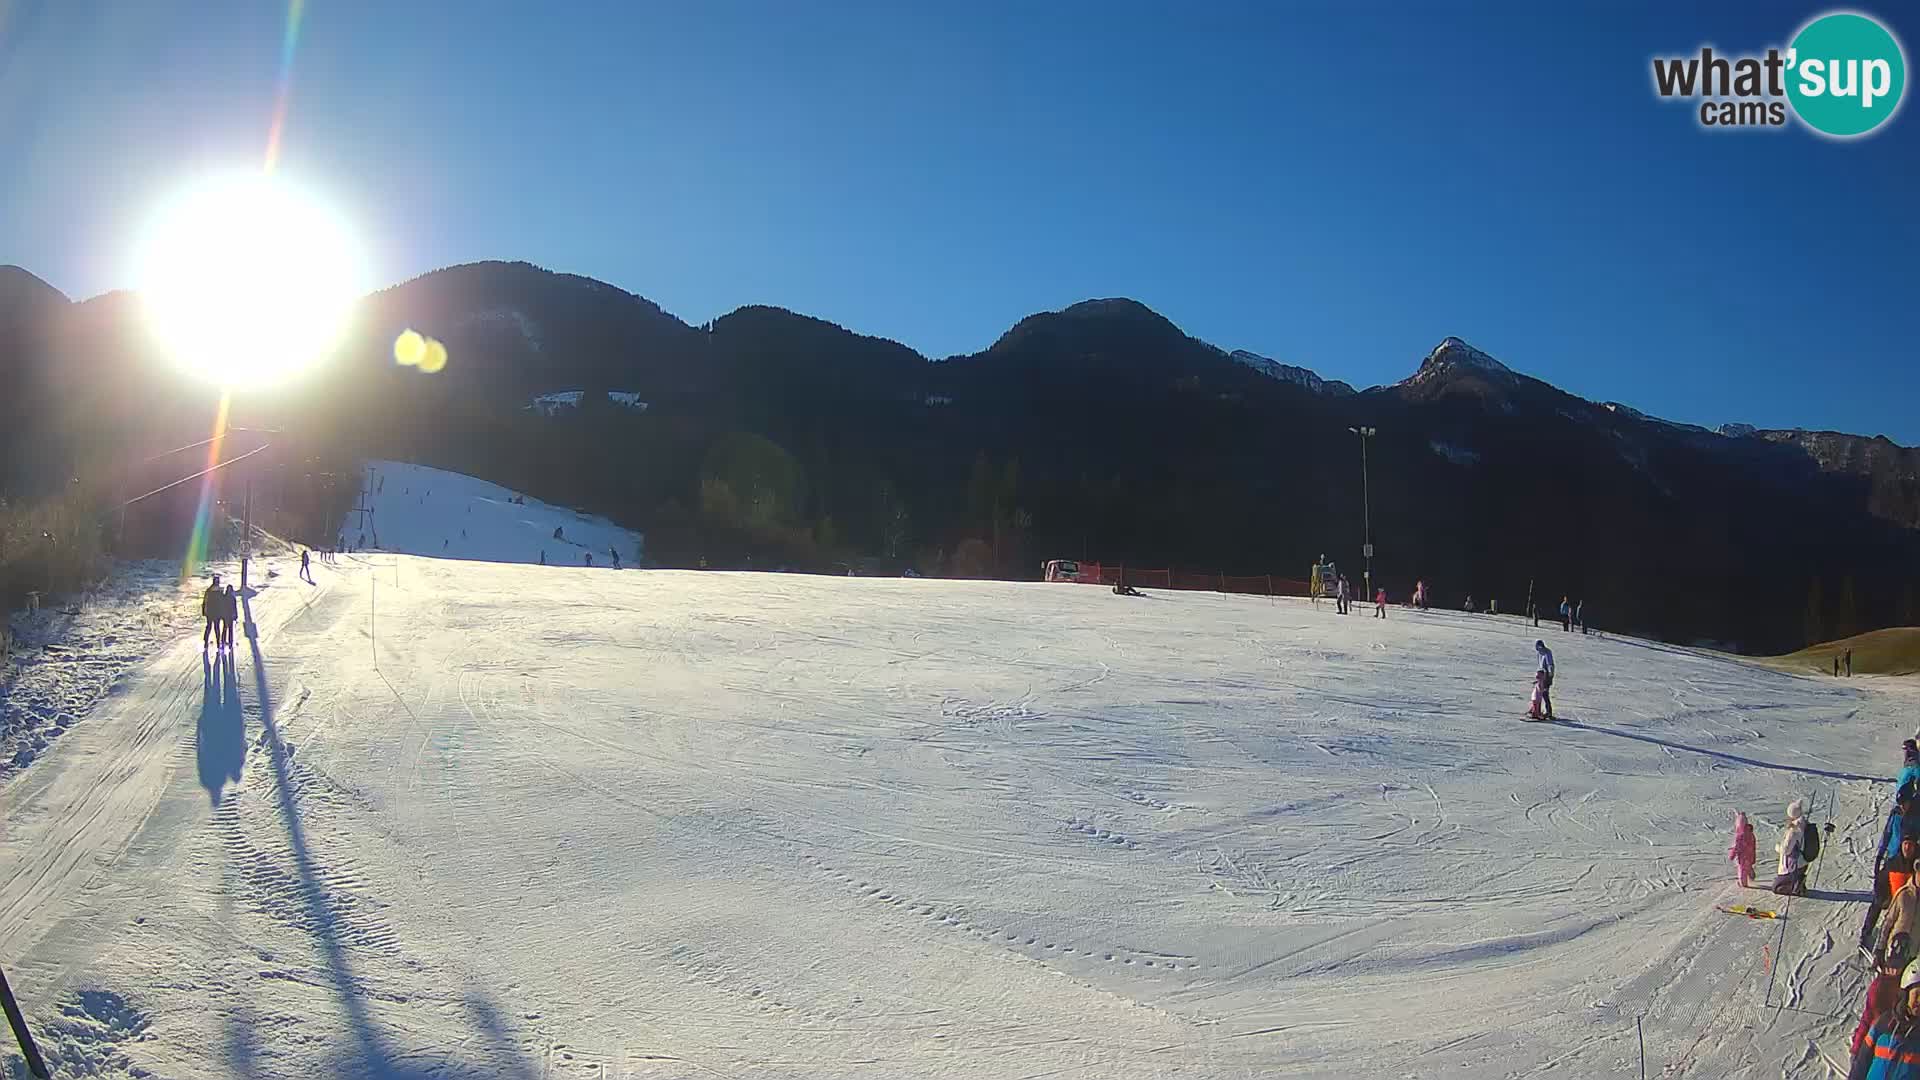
top-left (352, 460), bottom-right (641, 567)
top-left (0, 556), bottom-right (1909, 1078)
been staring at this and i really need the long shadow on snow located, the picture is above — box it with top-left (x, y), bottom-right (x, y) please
top-left (197, 650), bottom-right (245, 805)
top-left (1551, 719), bottom-right (1886, 783)
top-left (1804, 887), bottom-right (1871, 904)
top-left (232, 591), bottom-right (540, 1080)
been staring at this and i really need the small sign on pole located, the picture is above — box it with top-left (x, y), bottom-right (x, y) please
top-left (1363, 543), bottom-right (1375, 558)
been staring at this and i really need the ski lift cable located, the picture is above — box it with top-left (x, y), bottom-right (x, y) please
top-left (113, 443), bottom-right (273, 512)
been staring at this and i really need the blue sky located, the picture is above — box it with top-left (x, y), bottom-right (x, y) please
top-left (2, 1), bottom-right (1915, 439)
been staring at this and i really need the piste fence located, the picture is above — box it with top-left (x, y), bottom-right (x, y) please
top-left (1053, 562), bottom-right (1312, 598)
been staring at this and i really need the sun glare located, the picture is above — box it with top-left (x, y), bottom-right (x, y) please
top-left (135, 173), bottom-right (364, 389)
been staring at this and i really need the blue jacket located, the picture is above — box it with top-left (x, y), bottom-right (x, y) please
top-left (1885, 811), bottom-right (1911, 862)
top-left (1855, 1014), bottom-right (1920, 1079)
top-left (1900, 764), bottom-right (1920, 796)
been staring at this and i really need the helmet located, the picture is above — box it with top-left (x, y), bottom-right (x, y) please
top-left (1535, 640), bottom-right (1546, 651)
top-left (1901, 956), bottom-right (1920, 990)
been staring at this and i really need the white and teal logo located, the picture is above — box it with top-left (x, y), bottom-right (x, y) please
top-left (1651, 10), bottom-right (1906, 138)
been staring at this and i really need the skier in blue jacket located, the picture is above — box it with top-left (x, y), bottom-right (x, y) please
top-left (1898, 741), bottom-right (1920, 796)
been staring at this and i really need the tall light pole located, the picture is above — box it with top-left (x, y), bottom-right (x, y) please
top-left (1349, 426), bottom-right (1376, 601)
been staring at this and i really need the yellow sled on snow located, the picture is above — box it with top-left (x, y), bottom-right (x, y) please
top-left (1718, 904), bottom-right (1783, 920)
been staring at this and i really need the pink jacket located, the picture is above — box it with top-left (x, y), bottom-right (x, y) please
top-left (1729, 812), bottom-right (1757, 866)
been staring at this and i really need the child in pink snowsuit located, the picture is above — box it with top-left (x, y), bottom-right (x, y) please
top-left (1730, 811), bottom-right (1757, 887)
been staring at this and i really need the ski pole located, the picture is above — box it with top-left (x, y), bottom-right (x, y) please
top-left (0, 965), bottom-right (49, 1079)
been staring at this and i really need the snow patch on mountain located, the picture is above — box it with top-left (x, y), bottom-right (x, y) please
top-left (1401, 337), bottom-right (1514, 387)
top-left (527, 391), bottom-right (649, 416)
top-left (1429, 440), bottom-right (1480, 466)
top-left (1226, 350), bottom-right (1355, 396)
top-left (454, 305), bottom-right (542, 353)
top-left (528, 391), bottom-right (583, 414)
top-left (1719, 422), bottom-right (1757, 438)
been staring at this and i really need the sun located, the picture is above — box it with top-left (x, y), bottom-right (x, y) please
top-left (134, 173), bottom-right (365, 389)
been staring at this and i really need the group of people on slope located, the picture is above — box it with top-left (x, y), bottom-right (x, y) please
top-left (200, 575), bottom-right (240, 651)
top-left (1728, 797), bottom-right (1827, 899)
top-left (1847, 743), bottom-right (1920, 1078)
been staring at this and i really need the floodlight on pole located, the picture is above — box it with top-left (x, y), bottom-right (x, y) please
top-left (1348, 426), bottom-right (1377, 600)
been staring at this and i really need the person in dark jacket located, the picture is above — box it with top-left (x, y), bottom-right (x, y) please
top-left (1850, 955), bottom-right (1920, 1079)
top-left (201, 575), bottom-right (223, 648)
top-left (1559, 596), bottom-right (1572, 632)
top-left (1869, 832), bottom-right (1920, 952)
top-left (220, 585), bottom-right (239, 650)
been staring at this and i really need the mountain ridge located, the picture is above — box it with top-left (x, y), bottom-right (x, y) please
top-left (4, 259), bottom-right (1917, 653)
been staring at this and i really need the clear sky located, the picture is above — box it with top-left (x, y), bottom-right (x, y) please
top-left (3, 1), bottom-right (1915, 440)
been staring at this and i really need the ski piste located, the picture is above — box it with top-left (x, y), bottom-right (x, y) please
top-left (0, 458), bottom-right (1904, 1077)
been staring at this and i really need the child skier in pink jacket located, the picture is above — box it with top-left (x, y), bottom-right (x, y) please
top-left (1730, 811), bottom-right (1757, 887)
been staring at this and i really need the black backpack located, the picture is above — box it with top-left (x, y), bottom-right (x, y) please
top-left (1803, 820), bottom-right (1821, 862)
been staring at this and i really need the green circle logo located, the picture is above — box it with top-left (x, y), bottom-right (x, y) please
top-left (1787, 12), bottom-right (1907, 137)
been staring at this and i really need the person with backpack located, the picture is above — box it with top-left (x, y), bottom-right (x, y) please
top-left (1849, 955), bottom-right (1920, 1079)
top-left (1870, 830), bottom-right (1920, 953)
top-left (201, 575), bottom-right (223, 648)
top-left (1773, 799), bottom-right (1813, 896)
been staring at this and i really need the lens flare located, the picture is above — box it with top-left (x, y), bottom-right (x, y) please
top-left (394, 329), bottom-right (425, 366)
top-left (420, 338), bottom-right (449, 374)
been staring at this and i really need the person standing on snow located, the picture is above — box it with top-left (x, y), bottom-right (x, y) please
top-left (221, 585), bottom-right (240, 650)
top-left (201, 575), bottom-right (223, 648)
top-left (300, 549), bottom-right (313, 584)
top-left (1898, 744), bottom-right (1920, 794)
top-left (1773, 799), bottom-right (1810, 896)
top-left (1875, 838), bottom-right (1920, 961)
top-left (1849, 955), bottom-right (1920, 1079)
top-left (1854, 935), bottom-right (1915, 1065)
top-left (1335, 575), bottom-right (1350, 615)
top-left (1559, 596), bottom-right (1572, 632)
top-left (1374, 587), bottom-right (1387, 618)
top-left (1729, 811), bottom-right (1757, 888)
top-left (1529, 640), bottom-right (1556, 720)
top-left (1576, 599), bottom-right (1586, 634)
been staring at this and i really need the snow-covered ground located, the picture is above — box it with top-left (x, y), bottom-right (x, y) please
top-left (1, 553), bottom-right (281, 777)
top-left (1, 530), bottom-right (1911, 1077)
top-left (352, 461), bottom-right (642, 568)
